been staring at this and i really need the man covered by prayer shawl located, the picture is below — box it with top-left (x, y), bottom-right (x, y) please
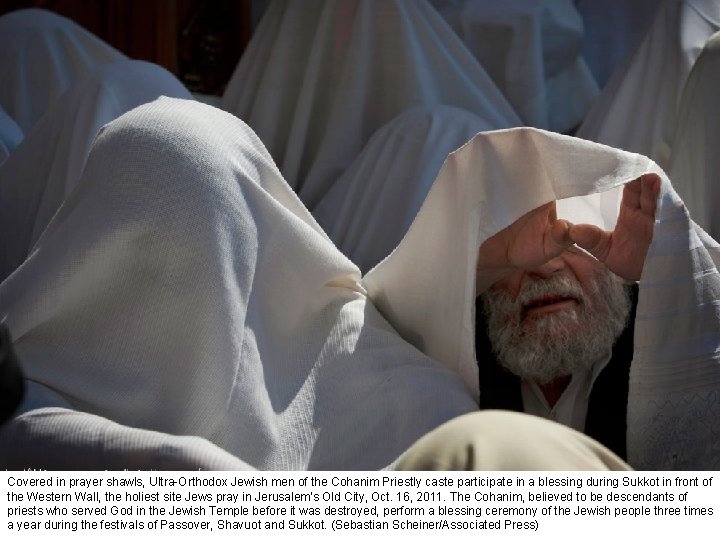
top-left (364, 129), bottom-right (720, 470)
top-left (0, 97), bottom-right (631, 471)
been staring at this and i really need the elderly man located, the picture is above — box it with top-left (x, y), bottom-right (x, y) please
top-left (474, 174), bottom-right (660, 460)
top-left (363, 127), bottom-right (719, 470)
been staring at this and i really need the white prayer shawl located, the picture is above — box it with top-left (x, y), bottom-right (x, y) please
top-left (221, 0), bottom-right (520, 209)
top-left (314, 104), bottom-right (494, 273)
top-left (0, 98), bottom-right (478, 470)
top-left (0, 9), bottom-right (125, 135)
top-left (0, 106), bottom-right (23, 166)
top-left (430, 0), bottom-right (599, 133)
top-left (575, 0), bottom-right (664, 88)
top-left (364, 128), bottom-right (720, 470)
top-left (669, 31), bottom-right (720, 240)
top-left (0, 60), bottom-right (193, 282)
top-left (576, 0), bottom-right (720, 168)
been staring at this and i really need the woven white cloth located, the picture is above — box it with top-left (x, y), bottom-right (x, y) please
top-left (221, 0), bottom-right (520, 209)
top-left (669, 31), bottom-right (720, 240)
top-left (0, 98), bottom-right (478, 470)
top-left (430, 0), bottom-right (599, 133)
top-left (0, 8), bottom-right (125, 134)
top-left (576, 0), bottom-right (720, 168)
top-left (363, 128), bottom-right (720, 470)
top-left (0, 60), bottom-right (192, 282)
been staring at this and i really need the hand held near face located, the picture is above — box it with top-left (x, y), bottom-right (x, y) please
top-left (476, 173), bottom-right (660, 294)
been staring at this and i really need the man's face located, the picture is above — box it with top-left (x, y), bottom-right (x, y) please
top-left (479, 248), bottom-right (631, 384)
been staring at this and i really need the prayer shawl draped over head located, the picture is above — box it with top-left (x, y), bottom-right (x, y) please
top-left (0, 8), bottom-right (125, 134)
top-left (0, 60), bottom-right (193, 282)
top-left (0, 98), bottom-right (478, 470)
top-left (669, 31), bottom-right (720, 240)
top-left (576, 0), bottom-right (720, 168)
top-left (362, 129), bottom-right (720, 470)
top-left (429, 0), bottom-right (599, 133)
top-left (221, 0), bottom-right (520, 209)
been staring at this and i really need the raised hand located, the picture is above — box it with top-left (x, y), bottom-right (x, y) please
top-left (569, 173), bottom-right (660, 281)
top-left (475, 199), bottom-right (574, 291)
top-left (476, 173), bottom-right (661, 291)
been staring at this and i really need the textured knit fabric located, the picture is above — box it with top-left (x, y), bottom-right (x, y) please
top-left (221, 0), bottom-right (520, 209)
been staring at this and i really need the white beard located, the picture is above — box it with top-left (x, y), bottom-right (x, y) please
top-left (480, 270), bottom-right (631, 384)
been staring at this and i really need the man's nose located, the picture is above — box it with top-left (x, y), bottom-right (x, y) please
top-left (527, 256), bottom-right (567, 279)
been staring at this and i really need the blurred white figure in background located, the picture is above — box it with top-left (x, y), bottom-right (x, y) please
top-left (576, 0), bottom-right (720, 168)
top-left (0, 8), bottom-right (125, 135)
top-left (0, 60), bottom-right (193, 281)
top-left (575, 0), bottom-right (664, 89)
top-left (669, 31), bottom-right (720, 239)
top-left (314, 104), bottom-right (495, 273)
top-left (430, 0), bottom-right (599, 133)
top-left (221, 0), bottom-right (520, 210)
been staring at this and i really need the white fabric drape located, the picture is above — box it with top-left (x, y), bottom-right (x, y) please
top-left (669, 31), bottom-right (720, 240)
top-left (430, 0), bottom-right (599, 133)
top-left (576, 0), bottom-right (720, 168)
top-left (0, 8), bottom-right (125, 134)
top-left (0, 60), bottom-right (192, 282)
top-left (0, 98), bottom-right (478, 470)
top-left (221, 0), bottom-right (520, 209)
top-left (314, 104), bottom-right (494, 273)
top-left (363, 128), bottom-right (720, 470)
